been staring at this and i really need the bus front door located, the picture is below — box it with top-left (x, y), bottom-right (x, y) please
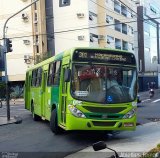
top-left (60, 65), bottom-right (69, 126)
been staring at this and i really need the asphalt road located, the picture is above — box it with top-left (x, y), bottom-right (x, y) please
top-left (0, 104), bottom-right (114, 158)
top-left (137, 89), bottom-right (160, 124)
top-left (0, 90), bottom-right (160, 158)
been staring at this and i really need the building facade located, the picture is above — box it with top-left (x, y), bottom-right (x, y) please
top-left (0, 0), bottom-right (35, 97)
top-left (137, 0), bottom-right (160, 91)
top-left (0, 0), bottom-right (34, 83)
top-left (53, 0), bottom-right (137, 54)
top-left (31, 0), bottom-right (54, 63)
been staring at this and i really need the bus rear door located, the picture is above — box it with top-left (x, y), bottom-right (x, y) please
top-left (42, 70), bottom-right (48, 118)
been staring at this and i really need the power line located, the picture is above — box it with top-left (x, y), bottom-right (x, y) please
top-left (54, 16), bottom-right (160, 34)
top-left (0, 16), bottom-right (159, 41)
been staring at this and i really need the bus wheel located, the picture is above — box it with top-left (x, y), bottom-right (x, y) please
top-left (31, 103), bottom-right (41, 121)
top-left (50, 109), bottom-right (62, 134)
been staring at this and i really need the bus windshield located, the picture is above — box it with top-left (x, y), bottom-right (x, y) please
top-left (71, 64), bottom-right (137, 104)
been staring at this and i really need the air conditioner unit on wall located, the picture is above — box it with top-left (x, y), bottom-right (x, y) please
top-left (107, 39), bottom-right (110, 44)
top-left (78, 35), bottom-right (85, 40)
top-left (24, 55), bottom-right (32, 64)
top-left (23, 40), bottom-right (30, 45)
top-left (22, 13), bottom-right (29, 21)
top-left (106, 18), bottom-right (110, 23)
top-left (77, 13), bottom-right (85, 18)
top-left (24, 55), bottom-right (30, 60)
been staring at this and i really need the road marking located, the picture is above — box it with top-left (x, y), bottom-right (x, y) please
top-left (142, 99), bottom-right (151, 102)
top-left (152, 99), bottom-right (160, 103)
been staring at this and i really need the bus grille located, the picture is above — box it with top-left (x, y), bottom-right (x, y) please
top-left (89, 114), bottom-right (121, 119)
top-left (83, 106), bottom-right (126, 113)
top-left (92, 121), bottom-right (116, 127)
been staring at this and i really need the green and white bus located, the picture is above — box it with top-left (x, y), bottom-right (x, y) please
top-left (24, 47), bottom-right (137, 134)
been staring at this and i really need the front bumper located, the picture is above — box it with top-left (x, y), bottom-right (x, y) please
top-left (65, 113), bottom-right (136, 131)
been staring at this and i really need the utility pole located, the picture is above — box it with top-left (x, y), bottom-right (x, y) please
top-left (3, 0), bottom-right (39, 121)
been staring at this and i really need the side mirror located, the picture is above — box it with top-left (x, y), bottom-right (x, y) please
top-left (92, 141), bottom-right (119, 158)
top-left (92, 141), bottom-right (106, 151)
top-left (64, 68), bottom-right (71, 82)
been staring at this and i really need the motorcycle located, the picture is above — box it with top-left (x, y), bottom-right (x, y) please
top-left (92, 141), bottom-right (120, 158)
top-left (149, 88), bottom-right (154, 98)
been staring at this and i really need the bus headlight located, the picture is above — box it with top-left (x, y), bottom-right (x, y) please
top-left (123, 108), bottom-right (136, 119)
top-left (68, 105), bottom-right (86, 118)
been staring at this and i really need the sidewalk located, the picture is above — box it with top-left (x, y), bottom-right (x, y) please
top-left (10, 98), bottom-right (24, 105)
top-left (0, 98), bottom-right (23, 126)
top-left (1, 98), bottom-right (24, 106)
top-left (65, 122), bottom-right (160, 158)
top-left (0, 116), bottom-right (18, 126)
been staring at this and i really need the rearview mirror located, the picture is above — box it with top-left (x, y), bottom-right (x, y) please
top-left (92, 141), bottom-right (106, 151)
top-left (64, 68), bottom-right (71, 82)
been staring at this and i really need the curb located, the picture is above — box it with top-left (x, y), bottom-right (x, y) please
top-left (0, 116), bottom-right (22, 126)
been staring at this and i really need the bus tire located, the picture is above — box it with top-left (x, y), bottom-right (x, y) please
top-left (31, 103), bottom-right (41, 121)
top-left (50, 109), bottom-right (62, 134)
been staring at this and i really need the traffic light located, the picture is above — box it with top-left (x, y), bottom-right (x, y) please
top-left (5, 38), bottom-right (12, 53)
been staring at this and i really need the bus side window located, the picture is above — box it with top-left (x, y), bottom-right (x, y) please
top-left (54, 61), bottom-right (61, 85)
top-left (48, 62), bottom-right (55, 86)
top-left (47, 61), bottom-right (61, 86)
top-left (36, 68), bottom-right (42, 87)
top-left (31, 69), bottom-right (37, 87)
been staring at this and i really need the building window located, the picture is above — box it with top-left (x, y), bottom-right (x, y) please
top-left (35, 35), bottom-right (39, 44)
top-left (115, 19), bottom-right (121, 32)
top-left (121, 4), bottom-right (127, 17)
top-left (59, 0), bottom-right (70, 7)
top-left (114, 0), bottom-right (121, 13)
top-left (122, 40), bottom-right (128, 50)
top-left (122, 23), bottom-right (127, 34)
top-left (34, 12), bottom-right (38, 22)
top-left (115, 38), bottom-right (121, 49)
top-left (35, 45), bottom-right (39, 54)
top-left (34, 3), bottom-right (37, 10)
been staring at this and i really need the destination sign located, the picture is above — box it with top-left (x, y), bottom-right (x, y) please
top-left (73, 49), bottom-right (136, 65)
